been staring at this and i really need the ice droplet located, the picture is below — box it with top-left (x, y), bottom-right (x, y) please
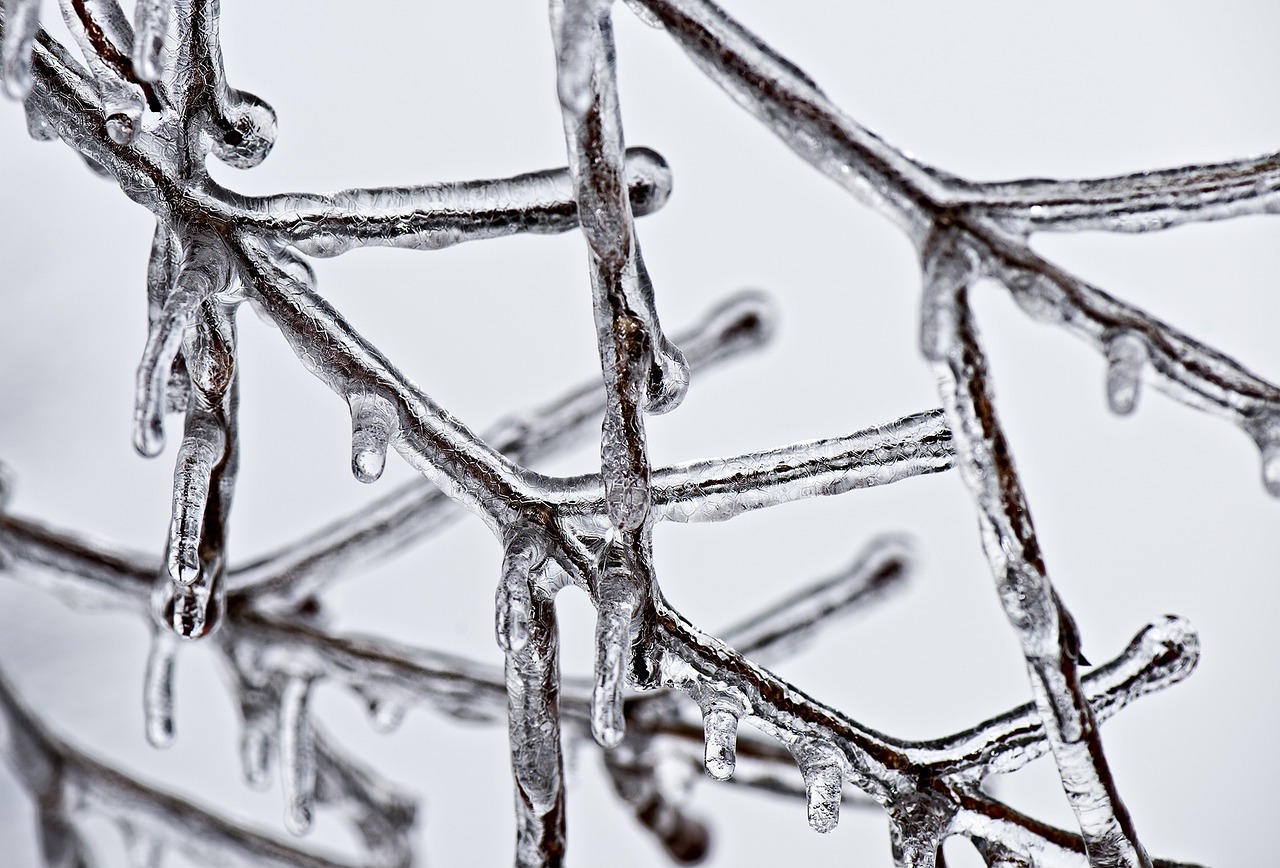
top-left (348, 392), bottom-right (397, 484)
top-left (23, 98), bottom-right (55, 141)
top-left (105, 112), bottom-right (137, 145)
top-left (793, 741), bottom-right (844, 833)
top-left (152, 580), bottom-right (223, 639)
top-left (366, 693), bottom-right (407, 735)
top-left (1105, 332), bottom-right (1147, 416)
top-left (280, 676), bottom-right (316, 835)
top-left (143, 630), bottom-right (176, 748)
top-left (702, 706), bottom-right (739, 781)
top-left (131, 0), bottom-right (171, 83)
top-left (1, 0), bottom-right (40, 100)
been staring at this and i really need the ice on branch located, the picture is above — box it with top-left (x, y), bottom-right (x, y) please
top-left (0, 0), bottom-right (1266, 866)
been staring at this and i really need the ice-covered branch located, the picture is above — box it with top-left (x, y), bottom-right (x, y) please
top-left (921, 231), bottom-right (1148, 867)
top-left (228, 290), bottom-right (776, 609)
top-left (632, 0), bottom-right (1280, 501)
top-left (0, 667), bottom-right (371, 868)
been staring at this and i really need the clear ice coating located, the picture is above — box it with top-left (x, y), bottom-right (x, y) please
top-left (1, 0), bottom-right (1274, 865)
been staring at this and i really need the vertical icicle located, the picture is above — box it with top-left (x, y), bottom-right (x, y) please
top-left (142, 629), bottom-right (176, 748)
top-left (131, 0), bottom-right (171, 82)
top-left (500, 534), bottom-right (567, 868)
top-left (348, 391), bottom-right (398, 484)
top-left (166, 414), bottom-right (225, 586)
top-left (133, 239), bottom-right (229, 458)
top-left (701, 705), bottom-right (739, 781)
top-left (592, 555), bottom-right (639, 749)
top-left (279, 675), bottom-right (316, 835)
top-left (1105, 332), bottom-right (1147, 416)
top-left (792, 740), bottom-right (844, 833)
top-left (2, 0), bottom-right (41, 99)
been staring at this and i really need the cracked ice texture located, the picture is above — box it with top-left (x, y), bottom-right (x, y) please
top-left (0, 2), bottom-right (1278, 867)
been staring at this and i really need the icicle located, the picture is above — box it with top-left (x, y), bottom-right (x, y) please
top-left (133, 296), bottom-right (202, 457)
top-left (1246, 412), bottom-right (1280, 498)
top-left (134, 239), bottom-right (230, 456)
top-left (792, 741), bottom-right (844, 833)
top-left (348, 392), bottom-right (398, 484)
top-left (239, 704), bottom-right (274, 789)
top-left (280, 675), bottom-right (316, 835)
top-left (496, 532), bottom-right (540, 655)
top-left (23, 98), bottom-right (55, 141)
top-left (1, 0), bottom-right (41, 99)
top-left (166, 417), bottom-right (226, 586)
top-left (122, 822), bottom-right (163, 868)
top-left (131, 0), bottom-right (170, 82)
top-left (1105, 332), bottom-right (1147, 416)
top-left (592, 565), bottom-right (639, 749)
top-left (143, 629), bottom-right (176, 747)
top-left (701, 705), bottom-right (739, 781)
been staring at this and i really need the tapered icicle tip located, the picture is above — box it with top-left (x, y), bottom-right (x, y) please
top-left (702, 707), bottom-right (739, 781)
top-left (143, 630), bottom-right (177, 748)
top-left (1105, 332), bottom-right (1147, 416)
top-left (348, 392), bottom-right (397, 484)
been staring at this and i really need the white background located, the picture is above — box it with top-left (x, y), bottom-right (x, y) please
top-left (1, 2), bottom-right (1278, 865)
